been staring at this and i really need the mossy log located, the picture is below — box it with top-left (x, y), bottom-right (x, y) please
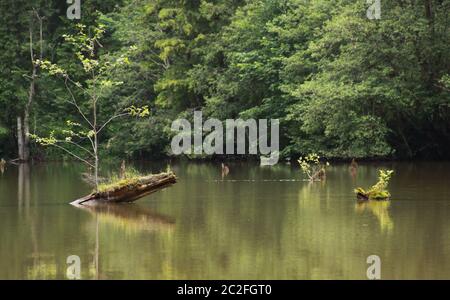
top-left (355, 187), bottom-right (390, 201)
top-left (71, 172), bottom-right (177, 206)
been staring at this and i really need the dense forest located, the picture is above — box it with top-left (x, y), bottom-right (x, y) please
top-left (0, 0), bottom-right (449, 162)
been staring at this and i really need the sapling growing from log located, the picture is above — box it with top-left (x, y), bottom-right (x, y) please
top-left (355, 169), bottom-right (394, 200)
top-left (30, 23), bottom-right (149, 190)
top-left (298, 153), bottom-right (330, 181)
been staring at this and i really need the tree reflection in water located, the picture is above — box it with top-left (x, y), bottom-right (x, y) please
top-left (74, 203), bottom-right (176, 279)
top-left (355, 200), bottom-right (394, 233)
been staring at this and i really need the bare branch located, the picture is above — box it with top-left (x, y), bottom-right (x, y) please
top-left (50, 143), bottom-right (95, 168)
top-left (65, 75), bottom-right (88, 94)
top-left (64, 77), bottom-right (94, 129)
top-left (434, 83), bottom-right (450, 92)
top-left (97, 112), bottom-right (130, 134)
top-left (29, 19), bottom-right (34, 63)
top-left (86, 134), bottom-right (96, 152)
top-left (32, 8), bottom-right (43, 60)
top-left (57, 139), bottom-right (95, 157)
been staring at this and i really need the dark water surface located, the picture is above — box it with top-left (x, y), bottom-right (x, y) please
top-left (0, 161), bottom-right (449, 279)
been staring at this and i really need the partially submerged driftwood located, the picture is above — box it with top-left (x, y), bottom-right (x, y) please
top-left (71, 172), bottom-right (177, 206)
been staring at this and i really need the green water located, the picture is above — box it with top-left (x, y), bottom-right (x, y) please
top-left (0, 161), bottom-right (449, 279)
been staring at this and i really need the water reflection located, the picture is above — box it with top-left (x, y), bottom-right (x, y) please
top-left (18, 163), bottom-right (31, 210)
top-left (355, 200), bottom-right (394, 233)
top-left (81, 204), bottom-right (175, 279)
top-left (77, 203), bottom-right (176, 233)
top-left (0, 161), bottom-right (450, 279)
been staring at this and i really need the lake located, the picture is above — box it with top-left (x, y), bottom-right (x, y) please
top-left (0, 161), bottom-right (449, 279)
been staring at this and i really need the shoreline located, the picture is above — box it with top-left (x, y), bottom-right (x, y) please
top-left (3, 155), bottom-right (449, 166)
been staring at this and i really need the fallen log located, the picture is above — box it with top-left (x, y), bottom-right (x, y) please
top-left (354, 187), bottom-right (390, 201)
top-left (71, 171), bottom-right (177, 206)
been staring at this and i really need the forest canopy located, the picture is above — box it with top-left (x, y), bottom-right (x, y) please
top-left (0, 0), bottom-right (449, 161)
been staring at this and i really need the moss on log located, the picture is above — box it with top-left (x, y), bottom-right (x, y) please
top-left (355, 187), bottom-right (390, 201)
top-left (71, 171), bottom-right (177, 206)
top-left (354, 169), bottom-right (393, 201)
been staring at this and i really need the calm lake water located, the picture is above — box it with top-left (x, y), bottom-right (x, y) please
top-left (0, 161), bottom-right (449, 279)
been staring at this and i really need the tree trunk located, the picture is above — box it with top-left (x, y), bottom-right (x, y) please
top-left (17, 12), bottom-right (41, 162)
top-left (17, 66), bottom-right (36, 162)
top-left (17, 116), bottom-right (25, 161)
top-left (23, 66), bottom-right (35, 162)
top-left (424, 0), bottom-right (435, 89)
top-left (93, 89), bottom-right (99, 190)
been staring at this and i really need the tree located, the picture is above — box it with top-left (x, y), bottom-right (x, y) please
top-left (31, 23), bottom-right (149, 189)
top-left (2, 0), bottom-right (449, 161)
top-left (17, 9), bottom-right (46, 162)
top-left (284, 0), bottom-right (450, 158)
top-left (0, 1), bottom-right (53, 161)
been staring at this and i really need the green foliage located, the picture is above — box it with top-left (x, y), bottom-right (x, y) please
top-left (1, 0), bottom-right (449, 160)
top-left (284, 0), bottom-right (450, 159)
top-left (0, 126), bottom-right (7, 138)
top-left (97, 167), bottom-right (145, 193)
top-left (355, 170), bottom-right (394, 200)
top-left (126, 106), bottom-right (150, 118)
top-left (0, 125), bottom-right (8, 157)
top-left (298, 153), bottom-right (330, 181)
